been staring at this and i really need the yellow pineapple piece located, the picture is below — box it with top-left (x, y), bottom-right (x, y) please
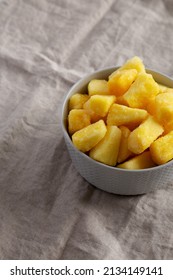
top-left (150, 92), bottom-right (173, 132)
top-left (89, 126), bottom-right (121, 166)
top-left (107, 104), bottom-right (148, 126)
top-left (109, 56), bottom-right (145, 80)
top-left (88, 79), bottom-right (110, 96)
top-left (117, 126), bottom-right (133, 163)
top-left (128, 116), bottom-right (164, 154)
top-left (69, 93), bottom-right (89, 110)
top-left (120, 56), bottom-right (145, 73)
top-left (146, 98), bottom-right (156, 116)
top-left (158, 84), bottom-right (168, 93)
top-left (116, 95), bottom-right (129, 106)
top-left (123, 73), bottom-right (159, 109)
top-left (108, 69), bottom-right (137, 96)
top-left (126, 122), bottom-right (140, 131)
top-left (158, 84), bottom-right (173, 94)
top-left (68, 109), bottom-right (91, 135)
top-left (164, 121), bottom-right (173, 134)
top-left (83, 99), bottom-right (104, 123)
top-left (150, 131), bottom-right (173, 165)
top-left (117, 151), bottom-right (156, 169)
top-left (89, 95), bottom-right (116, 117)
top-left (72, 120), bottom-right (107, 152)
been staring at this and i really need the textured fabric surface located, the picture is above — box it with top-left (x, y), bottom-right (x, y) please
top-left (0, 0), bottom-right (173, 260)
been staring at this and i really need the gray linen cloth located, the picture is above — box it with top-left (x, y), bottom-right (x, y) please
top-left (0, 0), bottom-right (173, 259)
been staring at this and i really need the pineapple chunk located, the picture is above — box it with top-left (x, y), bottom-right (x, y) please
top-left (89, 95), bottom-right (116, 117)
top-left (126, 122), bottom-right (140, 131)
top-left (107, 104), bottom-right (148, 126)
top-left (150, 92), bottom-right (173, 132)
top-left (158, 84), bottom-right (168, 93)
top-left (117, 151), bottom-right (156, 169)
top-left (89, 126), bottom-right (121, 166)
top-left (69, 93), bottom-right (89, 110)
top-left (68, 109), bottom-right (91, 135)
top-left (109, 56), bottom-right (145, 79)
top-left (158, 83), bottom-right (173, 94)
top-left (88, 79), bottom-right (110, 96)
top-left (108, 69), bottom-right (137, 96)
top-left (120, 56), bottom-right (145, 73)
top-left (146, 98), bottom-right (156, 116)
top-left (123, 73), bottom-right (159, 109)
top-left (116, 95), bottom-right (129, 106)
top-left (72, 120), bottom-right (107, 152)
top-left (128, 116), bottom-right (164, 154)
top-left (164, 121), bottom-right (173, 134)
top-left (83, 99), bottom-right (104, 123)
top-left (117, 126), bottom-right (133, 163)
top-left (150, 131), bottom-right (173, 165)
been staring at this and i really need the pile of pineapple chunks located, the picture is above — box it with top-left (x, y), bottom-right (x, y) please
top-left (67, 56), bottom-right (173, 169)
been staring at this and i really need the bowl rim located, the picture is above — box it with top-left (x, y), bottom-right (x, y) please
top-left (61, 66), bottom-right (173, 173)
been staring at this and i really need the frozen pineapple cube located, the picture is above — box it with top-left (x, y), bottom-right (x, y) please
top-left (69, 93), bottom-right (89, 110)
top-left (123, 73), bottom-right (159, 109)
top-left (117, 151), bottom-right (156, 169)
top-left (128, 116), bottom-right (164, 154)
top-left (151, 92), bottom-right (173, 132)
top-left (68, 109), bottom-right (91, 135)
top-left (117, 126), bottom-right (133, 163)
top-left (72, 120), bottom-right (107, 152)
top-left (89, 126), bottom-right (121, 166)
top-left (88, 79), bottom-right (110, 96)
top-left (150, 131), bottom-right (173, 165)
top-left (109, 56), bottom-right (145, 80)
top-left (107, 104), bottom-right (148, 126)
top-left (108, 69), bottom-right (137, 96)
top-left (89, 95), bottom-right (116, 117)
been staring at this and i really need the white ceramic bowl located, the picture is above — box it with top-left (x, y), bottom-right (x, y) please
top-left (61, 67), bottom-right (173, 195)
